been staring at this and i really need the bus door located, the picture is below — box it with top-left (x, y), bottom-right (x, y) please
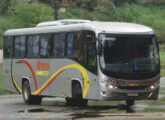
top-left (83, 31), bottom-right (99, 99)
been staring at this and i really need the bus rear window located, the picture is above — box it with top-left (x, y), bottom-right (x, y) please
top-left (4, 37), bottom-right (13, 58)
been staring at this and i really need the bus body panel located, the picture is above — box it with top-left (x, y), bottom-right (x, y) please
top-left (3, 59), bottom-right (17, 93)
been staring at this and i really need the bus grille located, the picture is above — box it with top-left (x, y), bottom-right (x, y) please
top-left (118, 86), bottom-right (148, 90)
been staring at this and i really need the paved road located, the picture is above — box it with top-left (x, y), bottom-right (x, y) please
top-left (0, 94), bottom-right (165, 120)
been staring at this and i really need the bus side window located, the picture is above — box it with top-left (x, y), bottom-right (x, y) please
top-left (4, 37), bottom-right (13, 58)
top-left (67, 33), bottom-right (74, 57)
top-left (20, 36), bottom-right (26, 57)
top-left (40, 35), bottom-right (50, 58)
top-left (66, 32), bottom-right (81, 58)
top-left (14, 37), bottom-right (20, 57)
top-left (14, 36), bottom-right (26, 58)
top-left (60, 33), bottom-right (66, 57)
top-left (73, 32), bottom-right (81, 58)
top-left (27, 36), bottom-right (33, 57)
top-left (52, 34), bottom-right (60, 57)
top-left (27, 35), bottom-right (39, 57)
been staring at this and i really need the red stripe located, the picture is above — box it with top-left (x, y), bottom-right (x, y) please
top-left (38, 69), bottom-right (66, 95)
top-left (16, 60), bottom-right (38, 90)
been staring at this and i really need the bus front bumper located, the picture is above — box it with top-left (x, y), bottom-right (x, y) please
top-left (99, 87), bottom-right (159, 101)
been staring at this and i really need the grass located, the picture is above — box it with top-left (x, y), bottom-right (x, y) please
top-left (160, 44), bottom-right (165, 77)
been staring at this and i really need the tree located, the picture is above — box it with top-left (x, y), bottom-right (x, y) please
top-left (114, 0), bottom-right (141, 7)
top-left (0, 0), bottom-right (17, 15)
top-left (12, 2), bottom-right (54, 27)
top-left (72, 0), bottom-right (98, 10)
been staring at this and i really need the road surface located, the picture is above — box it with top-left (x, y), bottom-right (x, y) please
top-left (0, 94), bottom-right (165, 120)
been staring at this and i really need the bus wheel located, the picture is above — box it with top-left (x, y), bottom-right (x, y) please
top-left (22, 81), bottom-right (42, 105)
top-left (72, 82), bottom-right (88, 107)
top-left (126, 100), bottom-right (135, 113)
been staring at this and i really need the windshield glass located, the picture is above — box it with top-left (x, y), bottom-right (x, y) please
top-left (99, 34), bottom-right (160, 79)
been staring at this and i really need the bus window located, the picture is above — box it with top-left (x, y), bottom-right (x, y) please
top-left (52, 33), bottom-right (66, 57)
top-left (14, 37), bottom-right (19, 57)
top-left (20, 36), bottom-right (26, 57)
top-left (27, 35), bottom-right (39, 57)
top-left (67, 33), bottom-right (74, 57)
top-left (4, 37), bottom-right (13, 58)
top-left (27, 36), bottom-right (33, 57)
top-left (73, 32), bottom-right (81, 57)
top-left (67, 32), bottom-right (81, 58)
top-left (14, 36), bottom-right (26, 58)
top-left (60, 33), bottom-right (66, 57)
top-left (52, 34), bottom-right (60, 57)
top-left (40, 35), bottom-right (50, 58)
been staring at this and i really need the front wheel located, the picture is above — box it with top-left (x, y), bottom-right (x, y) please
top-left (22, 81), bottom-right (42, 105)
top-left (65, 82), bottom-right (88, 107)
top-left (126, 100), bottom-right (135, 113)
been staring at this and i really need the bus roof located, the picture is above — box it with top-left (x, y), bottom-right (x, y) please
top-left (4, 20), bottom-right (154, 36)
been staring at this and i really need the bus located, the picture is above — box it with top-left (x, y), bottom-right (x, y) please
top-left (3, 19), bottom-right (160, 108)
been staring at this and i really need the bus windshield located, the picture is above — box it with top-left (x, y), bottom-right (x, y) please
top-left (99, 34), bottom-right (160, 79)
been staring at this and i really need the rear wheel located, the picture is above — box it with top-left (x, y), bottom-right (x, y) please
top-left (22, 81), bottom-right (42, 105)
top-left (66, 82), bottom-right (88, 107)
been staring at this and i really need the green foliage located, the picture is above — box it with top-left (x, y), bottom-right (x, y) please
top-left (12, 2), bottom-right (54, 27)
top-left (114, 0), bottom-right (142, 7)
top-left (82, 0), bottom-right (98, 11)
top-left (59, 7), bottom-right (87, 19)
top-left (0, 0), bottom-right (18, 15)
top-left (111, 4), bottom-right (165, 42)
top-left (71, 0), bottom-right (98, 11)
top-left (0, 16), bottom-right (14, 48)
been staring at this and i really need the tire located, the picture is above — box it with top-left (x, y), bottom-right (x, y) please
top-left (65, 82), bottom-right (88, 107)
top-left (22, 81), bottom-right (42, 105)
top-left (126, 100), bottom-right (135, 113)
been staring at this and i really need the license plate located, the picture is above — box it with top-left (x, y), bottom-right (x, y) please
top-left (128, 93), bottom-right (138, 96)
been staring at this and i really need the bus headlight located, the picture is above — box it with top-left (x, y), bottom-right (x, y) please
top-left (108, 84), bottom-right (117, 89)
top-left (150, 85), bottom-right (155, 90)
top-left (150, 83), bottom-right (159, 90)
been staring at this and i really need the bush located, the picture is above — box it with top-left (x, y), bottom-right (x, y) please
top-left (111, 4), bottom-right (165, 43)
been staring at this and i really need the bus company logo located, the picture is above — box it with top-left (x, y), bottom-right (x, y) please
top-left (36, 61), bottom-right (50, 76)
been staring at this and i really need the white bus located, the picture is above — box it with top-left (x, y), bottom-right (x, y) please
top-left (3, 19), bottom-right (160, 108)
